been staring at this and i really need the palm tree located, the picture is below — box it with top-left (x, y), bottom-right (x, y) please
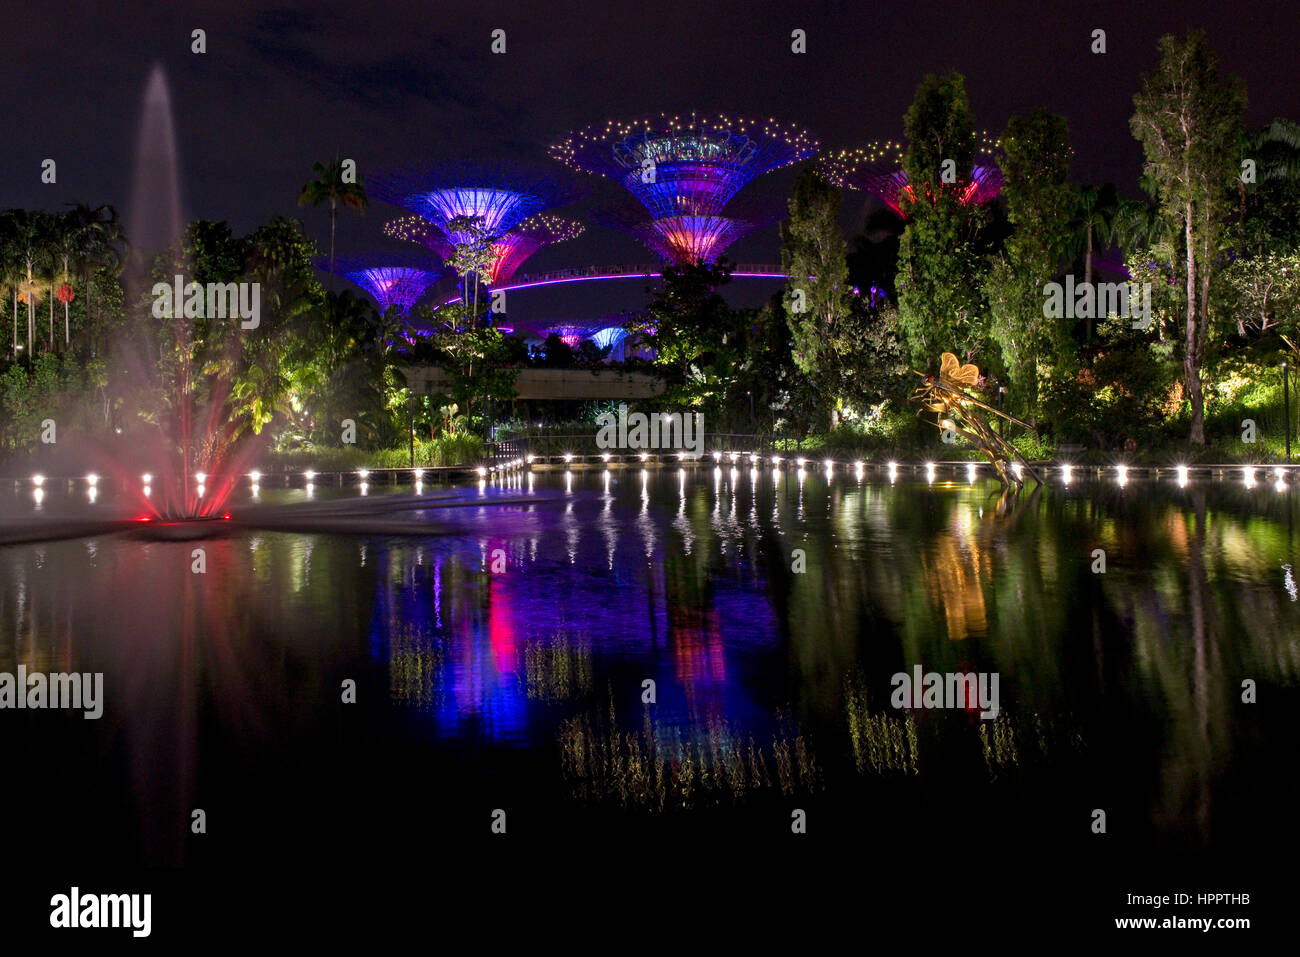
top-left (0, 211), bottom-right (20, 360)
top-left (1067, 184), bottom-right (1120, 341)
top-left (64, 203), bottom-right (122, 350)
top-left (297, 155), bottom-right (368, 293)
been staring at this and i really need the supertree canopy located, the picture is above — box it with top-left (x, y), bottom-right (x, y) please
top-left (489, 213), bottom-right (585, 285)
top-left (819, 134), bottom-right (1003, 216)
top-left (384, 211), bottom-right (584, 286)
top-left (631, 214), bottom-right (755, 264)
top-left (551, 113), bottom-right (818, 219)
top-left (327, 255), bottom-right (440, 316)
top-left (371, 163), bottom-right (576, 247)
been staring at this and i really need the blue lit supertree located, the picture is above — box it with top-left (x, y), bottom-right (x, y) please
top-left (551, 113), bottom-right (815, 265)
top-left (551, 113), bottom-right (817, 218)
top-left (371, 163), bottom-right (576, 247)
top-left (326, 255), bottom-right (441, 315)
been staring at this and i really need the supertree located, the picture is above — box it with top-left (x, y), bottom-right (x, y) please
top-left (370, 162), bottom-right (577, 246)
top-left (594, 203), bottom-right (757, 265)
top-left (326, 255), bottom-right (441, 316)
top-left (819, 134), bottom-right (1003, 216)
top-left (550, 113), bottom-right (817, 220)
top-left (385, 211), bottom-right (585, 286)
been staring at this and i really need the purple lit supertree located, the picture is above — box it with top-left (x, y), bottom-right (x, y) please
top-left (551, 113), bottom-right (817, 220)
top-left (370, 163), bottom-right (576, 246)
top-left (819, 134), bottom-right (1003, 217)
top-left (385, 211), bottom-right (584, 286)
top-left (327, 255), bottom-right (440, 315)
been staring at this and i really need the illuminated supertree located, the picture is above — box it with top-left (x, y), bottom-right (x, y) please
top-left (819, 134), bottom-right (1003, 216)
top-left (327, 255), bottom-right (440, 315)
top-left (385, 211), bottom-right (585, 285)
top-left (371, 163), bottom-right (576, 246)
top-left (486, 212), bottom-right (586, 284)
top-left (550, 113), bottom-right (817, 219)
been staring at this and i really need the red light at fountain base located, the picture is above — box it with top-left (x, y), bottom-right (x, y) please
top-left (130, 514), bottom-right (232, 541)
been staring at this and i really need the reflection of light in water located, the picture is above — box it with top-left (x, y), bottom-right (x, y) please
top-left (33, 488), bottom-right (44, 508)
top-left (856, 461), bottom-right (865, 482)
top-left (888, 461), bottom-right (898, 484)
top-left (1242, 466), bottom-right (1255, 488)
top-left (250, 484), bottom-right (259, 498)
top-left (527, 472), bottom-right (534, 493)
top-left (925, 462), bottom-right (936, 484)
top-left (305, 482), bottom-right (314, 499)
top-left (1117, 465), bottom-right (1128, 486)
top-left (87, 487), bottom-right (98, 504)
top-left (771, 467), bottom-right (780, 485)
top-left (359, 482), bottom-right (369, 496)
top-left (143, 484), bottom-right (152, 498)
top-left (478, 479), bottom-right (486, 495)
top-left (603, 469), bottom-right (610, 494)
top-left (1276, 478), bottom-right (1287, 493)
top-left (966, 462), bottom-right (977, 484)
top-left (565, 470), bottom-right (572, 494)
top-left (1176, 465), bottom-right (1188, 488)
top-left (1061, 464), bottom-right (1072, 485)
top-left (360, 544), bottom-right (366, 567)
top-left (1283, 564), bottom-right (1299, 602)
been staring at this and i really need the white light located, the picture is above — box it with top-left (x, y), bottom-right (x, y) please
top-left (639, 452), bottom-right (649, 462)
top-left (31, 474), bottom-right (44, 487)
top-left (925, 462), bottom-right (936, 483)
top-left (358, 469), bottom-right (370, 479)
top-left (197, 485), bottom-right (206, 497)
top-left (966, 462), bottom-right (977, 482)
top-left (750, 454), bottom-right (758, 465)
top-left (563, 453), bottom-right (574, 463)
top-left (303, 470), bottom-right (316, 481)
top-left (1117, 465), bottom-right (1128, 485)
top-left (771, 456), bottom-right (782, 465)
top-left (360, 482), bottom-right (369, 495)
top-left (86, 473), bottom-right (99, 486)
top-left (143, 486), bottom-right (151, 498)
top-left (476, 467), bottom-right (487, 477)
top-left (1176, 465), bottom-right (1189, 488)
top-left (1243, 466), bottom-right (1256, 488)
top-left (87, 487), bottom-right (97, 503)
top-left (1277, 478), bottom-right (1288, 493)
top-left (824, 458), bottom-right (834, 470)
top-left (1061, 464), bottom-right (1072, 484)
top-left (1012, 462), bottom-right (1024, 480)
top-left (196, 472), bottom-right (206, 484)
top-left (796, 457), bottom-right (806, 468)
top-left (602, 452), bottom-right (610, 462)
top-left (1274, 467), bottom-right (1286, 483)
top-left (526, 454), bottom-right (535, 464)
top-left (251, 484), bottom-right (260, 497)
top-left (142, 473), bottom-right (152, 484)
top-left (33, 488), bottom-right (44, 504)
top-left (413, 468), bottom-right (424, 479)
top-left (677, 451), bottom-right (686, 460)
top-left (730, 452), bottom-right (738, 463)
top-left (249, 470), bottom-right (261, 483)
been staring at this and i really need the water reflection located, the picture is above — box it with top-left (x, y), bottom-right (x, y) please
top-left (1, 473), bottom-right (1297, 861)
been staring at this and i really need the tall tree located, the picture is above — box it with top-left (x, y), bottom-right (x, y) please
top-left (987, 110), bottom-right (1074, 419)
top-left (1131, 29), bottom-right (1246, 445)
top-left (297, 155), bottom-right (368, 292)
top-left (1066, 184), bottom-right (1120, 341)
top-left (896, 71), bottom-right (988, 366)
top-left (781, 167), bottom-right (852, 429)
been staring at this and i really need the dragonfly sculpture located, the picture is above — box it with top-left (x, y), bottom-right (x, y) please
top-left (912, 353), bottom-right (1043, 489)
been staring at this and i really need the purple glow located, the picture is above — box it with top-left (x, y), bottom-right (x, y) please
top-left (340, 265), bottom-right (439, 314)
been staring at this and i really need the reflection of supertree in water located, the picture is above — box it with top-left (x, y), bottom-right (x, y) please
top-left (327, 255), bottom-right (440, 315)
top-left (819, 134), bottom-right (1003, 217)
top-left (551, 113), bottom-right (817, 219)
top-left (371, 163), bottom-right (576, 247)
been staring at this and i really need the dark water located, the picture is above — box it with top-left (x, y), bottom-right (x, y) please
top-left (2, 468), bottom-right (1296, 927)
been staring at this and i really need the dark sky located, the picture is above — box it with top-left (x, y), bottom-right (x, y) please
top-left (4, 0), bottom-right (1296, 320)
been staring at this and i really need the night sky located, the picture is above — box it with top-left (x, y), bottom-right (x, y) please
top-left (4, 0), bottom-right (1296, 318)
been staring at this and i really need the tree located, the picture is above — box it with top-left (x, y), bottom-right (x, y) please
top-left (781, 167), bottom-right (852, 429)
top-left (987, 110), bottom-right (1074, 419)
top-left (1066, 184), bottom-right (1119, 341)
top-left (896, 71), bottom-right (989, 366)
top-left (297, 155), bottom-right (368, 291)
top-left (1131, 29), bottom-right (1247, 445)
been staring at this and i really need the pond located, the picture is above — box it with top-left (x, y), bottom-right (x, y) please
top-left (1, 467), bottom-right (1295, 913)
